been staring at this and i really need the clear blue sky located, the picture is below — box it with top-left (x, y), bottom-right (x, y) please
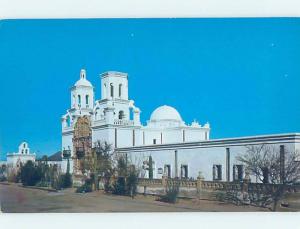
top-left (0, 18), bottom-right (299, 160)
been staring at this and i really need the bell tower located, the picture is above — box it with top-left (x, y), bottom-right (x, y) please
top-left (101, 71), bottom-right (128, 101)
top-left (99, 71), bottom-right (130, 121)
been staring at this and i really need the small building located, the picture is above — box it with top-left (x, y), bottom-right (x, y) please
top-left (5, 142), bottom-right (36, 177)
top-left (6, 142), bottom-right (36, 168)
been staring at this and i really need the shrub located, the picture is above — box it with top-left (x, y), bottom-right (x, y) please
top-left (112, 177), bottom-right (126, 195)
top-left (104, 178), bottom-right (112, 192)
top-left (148, 156), bottom-right (153, 179)
top-left (76, 178), bottom-right (93, 193)
top-left (51, 174), bottom-right (73, 190)
top-left (159, 182), bottom-right (180, 204)
top-left (62, 173), bottom-right (72, 188)
top-left (0, 175), bottom-right (7, 182)
top-left (36, 180), bottom-right (50, 187)
top-left (20, 161), bottom-right (42, 186)
top-left (127, 172), bottom-right (138, 197)
top-left (51, 174), bottom-right (64, 190)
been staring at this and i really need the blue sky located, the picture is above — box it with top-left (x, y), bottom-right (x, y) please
top-left (0, 18), bottom-right (299, 160)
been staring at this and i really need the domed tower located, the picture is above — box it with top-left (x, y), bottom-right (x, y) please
top-left (62, 69), bottom-right (94, 129)
top-left (71, 69), bottom-right (94, 112)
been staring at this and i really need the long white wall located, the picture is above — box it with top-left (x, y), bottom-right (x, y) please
top-left (117, 133), bottom-right (300, 181)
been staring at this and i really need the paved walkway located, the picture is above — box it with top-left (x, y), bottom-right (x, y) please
top-left (0, 183), bottom-right (268, 212)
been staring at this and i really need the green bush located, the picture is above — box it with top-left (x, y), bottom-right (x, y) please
top-left (127, 172), bottom-right (138, 197)
top-left (104, 179), bottom-right (112, 192)
top-left (36, 181), bottom-right (51, 187)
top-left (76, 178), bottom-right (93, 193)
top-left (62, 173), bottom-right (72, 188)
top-left (148, 156), bottom-right (153, 179)
top-left (51, 174), bottom-right (73, 190)
top-left (51, 174), bottom-right (63, 190)
top-left (112, 177), bottom-right (126, 195)
top-left (20, 161), bottom-right (42, 186)
top-left (0, 176), bottom-right (7, 182)
top-left (159, 182), bottom-right (179, 204)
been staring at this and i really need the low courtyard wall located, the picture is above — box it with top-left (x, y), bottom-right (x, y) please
top-left (137, 177), bottom-right (300, 200)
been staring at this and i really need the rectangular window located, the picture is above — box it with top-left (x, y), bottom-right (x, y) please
top-left (233, 164), bottom-right (244, 181)
top-left (110, 84), bottom-right (114, 97)
top-left (226, 148), bottom-right (230, 182)
top-left (157, 168), bottom-right (163, 174)
top-left (181, 165), bottom-right (188, 179)
top-left (153, 139), bottom-right (156, 144)
top-left (262, 167), bottom-right (269, 183)
top-left (213, 164), bottom-right (222, 180)
top-left (119, 84), bottom-right (122, 97)
top-left (164, 164), bottom-right (171, 178)
top-left (280, 145), bottom-right (285, 183)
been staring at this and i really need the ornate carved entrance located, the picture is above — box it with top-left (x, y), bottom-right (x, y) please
top-left (72, 116), bottom-right (92, 177)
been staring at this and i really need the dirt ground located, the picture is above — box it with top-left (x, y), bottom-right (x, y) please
top-left (0, 183), bottom-right (297, 213)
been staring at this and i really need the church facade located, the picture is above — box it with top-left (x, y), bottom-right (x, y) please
top-left (61, 69), bottom-right (300, 181)
top-left (62, 70), bottom-right (210, 172)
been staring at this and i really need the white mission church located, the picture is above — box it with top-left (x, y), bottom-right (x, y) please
top-left (61, 69), bottom-right (300, 182)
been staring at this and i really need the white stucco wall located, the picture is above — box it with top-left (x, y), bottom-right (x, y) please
top-left (6, 154), bottom-right (36, 167)
top-left (117, 134), bottom-right (300, 182)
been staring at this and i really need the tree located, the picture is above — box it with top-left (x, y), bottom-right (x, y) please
top-left (117, 155), bottom-right (127, 177)
top-left (237, 145), bottom-right (300, 211)
top-left (50, 164), bottom-right (60, 189)
top-left (62, 170), bottom-right (72, 188)
top-left (127, 165), bottom-right (138, 198)
top-left (0, 164), bottom-right (7, 174)
top-left (112, 156), bottom-right (139, 197)
top-left (84, 140), bottom-right (114, 190)
top-left (37, 156), bottom-right (51, 186)
top-left (20, 161), bottom-right (42, 186)
top-left (148, 156), bottom-right (153, 179)
top-left (0, 164), bottom-right (7, 181)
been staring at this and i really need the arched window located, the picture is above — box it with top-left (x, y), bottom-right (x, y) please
top-left (119, 110), bottom-right (125, 119)
top-left (119, 84), bottom-right (122, 97)
top-left (110, 83), bottom-right (114, 97)
top-left (85, 95), bottom-right (89, 107)
top-left (72, 95), bottom-right (75, 107)
top-left (78, 95), bottom-right (81, 106)
top-left (66, 116), bottom-right (71, 127)
top-left (103, 83), bottom-right (107, 98)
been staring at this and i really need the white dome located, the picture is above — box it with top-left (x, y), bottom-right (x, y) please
top-left (74, 69), bottom-right (92, 87)
top-left (150, 105), bottom-right (182, 122)
top-left (75, 78), bottom-right (92, 87)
